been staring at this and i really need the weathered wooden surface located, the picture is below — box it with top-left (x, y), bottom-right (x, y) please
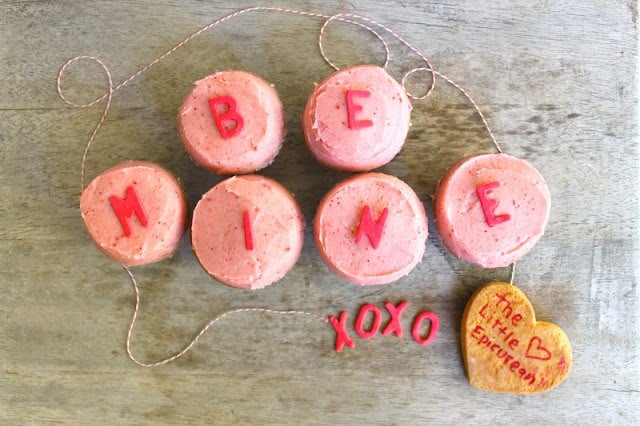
top-left (1, 0), bottom-right (638, 423)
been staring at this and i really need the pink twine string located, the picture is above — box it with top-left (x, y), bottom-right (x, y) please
top-left (57, 6), bottom-right (503, 367)
top-left (123, 266), bottom-right (328, 368)
top-left (56, 55), bottom-right (113, 191)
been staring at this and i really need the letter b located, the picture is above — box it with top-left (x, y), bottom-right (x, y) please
top-left (208, 95), bottom-right (244, 139)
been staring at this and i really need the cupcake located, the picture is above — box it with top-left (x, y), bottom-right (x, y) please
top-left (178, 70), bottom-right (286, 174)
top-left (314, 173), bottom-right (428, 285)
top-left (433, 153), bottom-right (551, 268)
top-left (80, 161), bottom-right (188, 266)
top-left (302, 65), bottom-right (411, 171)
top-left (191, 175), bottom-right (304, 289)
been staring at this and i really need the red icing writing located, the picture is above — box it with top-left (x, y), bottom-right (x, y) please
top-left (208, 95), bottom-right (244, 139)
top-left (329, 301), bottom-right (439, 352)
top-left (525, 336), bottom-right (552, 361)
top-left (108, 185), bottom-right (148, 237)
top-left (242, 210), bottom-right (254, 251)
top-left (478, 294), bottom-right (521, 350)
top-left (468, 291), bottom-right (547, 386)
top-left (345, 89), bottom-right (373, 130)
top-left (476, 181), bottom-right (511, 227)
top-left (328, 311), bottom-right (355, 352)
top-left (469, 324), bottom-right (536, 385)
top-left (355, 205), bottom-right (389, 249)
top-left (354, 304), bottom-right (382, 339)
top-left (411, 311), bottom-right (440, 346)
top-left (382, 301), bottom-right (408, 338)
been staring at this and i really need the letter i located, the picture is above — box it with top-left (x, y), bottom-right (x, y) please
top-left (243, 210), bottom-right (254, 250)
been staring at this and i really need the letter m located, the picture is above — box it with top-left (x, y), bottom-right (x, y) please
top-left (108, 186), bottom-right (148, 237)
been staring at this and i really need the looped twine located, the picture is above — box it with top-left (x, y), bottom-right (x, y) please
top-left (123, 266), bottom-right (328, 368)
top-left (318, 13), bottom-right (391, 71)
top-left (318, 12), bottom-right (437, 101)
top-left (57, 55), bottom-right (114, 190)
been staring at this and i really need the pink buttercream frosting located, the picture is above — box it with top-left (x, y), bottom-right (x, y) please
top-left (433, 153), bottom-right (551, 268)
top-left (191, 175), bottom-right (304, 289)
top-left (178, 70), bottom-right (285, 174)
top-left (302, 65), bottom-right (411, 171)
top-left (80, 161), bottom-right (188, 266)
top-left (314, 173), bottom-right (428, 285)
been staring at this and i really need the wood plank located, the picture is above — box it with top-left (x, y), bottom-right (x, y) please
top-left (1, 0), bottom-right (638, 423)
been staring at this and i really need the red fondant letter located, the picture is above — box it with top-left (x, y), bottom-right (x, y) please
top-left (108, 186), bottom-right (148, 237)
top-left (355, 205), bottom-right (389, 249)
top-left (242, 210), bottom-right (254, 251)
top-left (208, 95), bottom-right (244, 139)
top-left (328, 311), bottom-right (355, 352)
top-left (345, 89), bottom-right (373, 130)
top-left (354, 304), bottom-right (382, 339)
top-left (476, 181), bottom-right (511, 227)
top-left (411, 311), bottom-right (440, 346)
top-left (382, 301), bottom-right (409, 338)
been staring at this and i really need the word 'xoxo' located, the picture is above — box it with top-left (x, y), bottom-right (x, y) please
top-left (328, 301), bottom-right (440, 352)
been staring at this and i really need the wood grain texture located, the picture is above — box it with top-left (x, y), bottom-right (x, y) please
top-left (0, 0), bottom-right (638, 423)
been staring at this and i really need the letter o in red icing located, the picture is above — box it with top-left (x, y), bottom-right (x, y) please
top-left (354, 304), bottom-right (382, 339)
top-left (80, 161), bottom-right (188, 266)
top-left (433, 154), bottom-right (550, 268)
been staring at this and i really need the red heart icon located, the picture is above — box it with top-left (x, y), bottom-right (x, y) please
top-left (525, 336), bottom-right (552, 361)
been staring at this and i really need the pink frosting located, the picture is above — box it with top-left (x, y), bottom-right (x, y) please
top-left (178, 70), bottom-right (285, 174)
top-left (302, 65), bottom-right (411, 171)
top-left (191, 175), bottom-right (304, 289)
top-left (314, 173), bottom-right (428, 285)
top-left (80, 161), bottom-right (188, 266)
top-left (433, 154), bottom-right (551, 268)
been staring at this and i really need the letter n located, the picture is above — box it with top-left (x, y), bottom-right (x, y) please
top-left (355, 205), bottom-right (388, 249)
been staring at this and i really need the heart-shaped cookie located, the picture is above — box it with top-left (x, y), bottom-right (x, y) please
top-left (461, 282), bottom-right (572, 394)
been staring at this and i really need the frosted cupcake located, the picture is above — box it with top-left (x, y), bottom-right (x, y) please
top-left (80, 161), bottom-right (188, 266)
top-left (178, 70), bottom-right (286, 174)
top-left (302, 65), bottom-right (411, 171)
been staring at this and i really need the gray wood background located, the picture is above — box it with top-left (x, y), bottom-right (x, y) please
top-left (1, 0), bottom-right (638, 424)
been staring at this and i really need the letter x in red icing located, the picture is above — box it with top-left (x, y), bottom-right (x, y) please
top-left (382, 301), bottom-right (409, 338)
top-left (328, 311), bottom-right (355, 352)
top-left (208, 95), bottom-right (244, 139)
top-left (108, 185), bottom-right (148, 237)
top-left (355, 205), bottom-right (389, 249)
